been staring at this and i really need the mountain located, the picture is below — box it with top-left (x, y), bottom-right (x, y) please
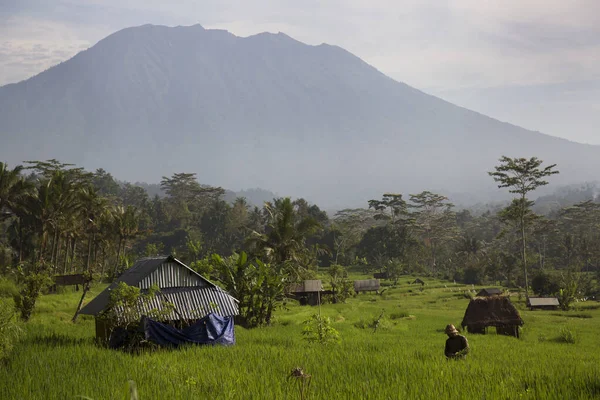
top-left (1, 24), bottom-right (599, 208)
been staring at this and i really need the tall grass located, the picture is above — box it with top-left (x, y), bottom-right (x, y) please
top-left (0, 278), bottom-right (599, 399)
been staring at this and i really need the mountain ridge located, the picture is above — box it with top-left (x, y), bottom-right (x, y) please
top-left (1, 24), bottom-right (597, 208)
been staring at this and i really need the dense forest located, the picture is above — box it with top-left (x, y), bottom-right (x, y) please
top-left (0, 158), bottom-right (598, 325)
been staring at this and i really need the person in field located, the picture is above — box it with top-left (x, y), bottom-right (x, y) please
top-left (444, 324), bottom-right (469, 359)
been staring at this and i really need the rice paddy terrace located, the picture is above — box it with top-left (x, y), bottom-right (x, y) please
top-left (1, 276), bottom-right (599, 399)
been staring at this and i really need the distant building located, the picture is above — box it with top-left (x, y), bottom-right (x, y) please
top-left (527, 297), bottom-right (560, 310)
top-left (411, 278), bottom-right (425, 286)
top-left (289, 280), bottom-right (324, 306)
top-left (476, 288), bottom-right (503, 297)
top-left (354, 279), bottom-right (380, 294)
top-left (461, 296), bottom-right (524, 338)
top-left (373, 271), bottom-right (388, 279)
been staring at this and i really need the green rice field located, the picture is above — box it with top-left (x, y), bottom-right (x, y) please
top-left (1, 276), bottom-right (599, 399)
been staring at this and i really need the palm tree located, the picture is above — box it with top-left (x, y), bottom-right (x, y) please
top-left (0, 162), bottom-right (33, 220)
top-left (248, 197), bottom-right (321, 267)
top-left (111, 205), bottom-right (141, 276)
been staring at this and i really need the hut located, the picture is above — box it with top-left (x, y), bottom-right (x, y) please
top-left (476, 288), bottom-right (503, 297)
top-left (79, 255), bottom-right (239, 347)
top-left (461, 296), bottom-right (524, 337)
top-left (50, 274), bottom-right (88, 293)
top-left (289, 280), bottom-right (324, 306)
top-left (527, 297), bottom-right (560, 310)
top-left (373, 271), bottom-right (389, 279)
top-left (354, 279), bottom-right (380, 294)
top-left (411, 278), bottom-right (425, 286)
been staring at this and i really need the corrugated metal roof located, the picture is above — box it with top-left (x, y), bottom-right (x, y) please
top-left (139, 262), bottom-right (210, 289)
top-left (528, 297), bottom-right (560, 307)
top-left (114, 287), bottom-right (239, 323)
top-left (80, 255), bottom-right (235, 316)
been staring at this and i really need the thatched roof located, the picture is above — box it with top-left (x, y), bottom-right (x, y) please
top-left (461, 296), bottom-right (523, 328)
top-left (476, 288), bottom-right (502, 297)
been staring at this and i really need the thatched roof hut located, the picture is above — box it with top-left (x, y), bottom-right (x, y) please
top-left (476, 288), bottom-right (502, 297)
top-left (461, 296), bottom-right (524, 337)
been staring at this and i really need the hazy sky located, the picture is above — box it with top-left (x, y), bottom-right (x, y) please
top-left (1, 0), bottom-right (599, 144)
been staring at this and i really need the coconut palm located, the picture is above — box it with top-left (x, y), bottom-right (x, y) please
top-left (248, 197), bottom-right (321, 267)
top-left (0, 162), bottom-right (33, 220)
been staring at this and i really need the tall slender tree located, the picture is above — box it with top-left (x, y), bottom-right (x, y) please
top-left (489, 156), bottom-right (559, 296)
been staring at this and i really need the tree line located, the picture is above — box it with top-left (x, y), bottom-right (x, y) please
top-left (0, 156), bottom-right (598, 323)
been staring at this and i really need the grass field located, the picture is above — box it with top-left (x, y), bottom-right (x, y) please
top-left (1, 276), bottom-right (599, 399)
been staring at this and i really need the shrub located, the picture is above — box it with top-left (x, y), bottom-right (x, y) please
top-left (556, 327), bottom-right (576, 344)
top-left (13, 269), bottom-right (52, 322)
top-left (302, 314), bottom-right (340, 345)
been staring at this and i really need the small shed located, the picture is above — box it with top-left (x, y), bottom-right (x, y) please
top-left (50, 274), bottom-right (88, 293)
top-left (461, 296), bottom-right (524, 337)
top-left (476, 288), bottom-right (503, 297)
top-left (373, 271), bottom-right (388, 279)
top-left (289, 280), bottom-right (323, 306)
top-left (527, 297), bottom-right (560, 310)
top-left (411, 278), bottom-right (425, 286)
top-left (79, 255), bottom-right (239, 347)
top-left (354, 279), bottom-right (380, 294)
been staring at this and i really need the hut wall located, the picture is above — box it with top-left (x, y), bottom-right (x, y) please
top-left (140, 262), bottom-right (209, 289)
top-left (95, 318), bottom-right (110, 344)
top-left (466, 325), bottom-right (486, 334)
top-left (496, 325), bottom-right (520, 338)
top-left (354, 279), bottom-right (380, 293)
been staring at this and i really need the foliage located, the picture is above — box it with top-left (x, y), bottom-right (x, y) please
top-left (99, 283), bottom-right (174, 349)
top-left (301, 313), bottom-right (340, 345)
top-left (0, 299), bottom-right (21, 360)
top-left (327, 264), bottom-right (353, 303)
top-left (556, 326), bottom-right (577, 344)
top-left (12, 264), bottom-right (52, 321)
top-left (489, 156), bottom-right (559, 295)
top-left (212, 252), bottom-right (287, 327)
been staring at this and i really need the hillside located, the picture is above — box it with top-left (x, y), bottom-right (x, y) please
top-left (1, 24), bottom-right (598, 207)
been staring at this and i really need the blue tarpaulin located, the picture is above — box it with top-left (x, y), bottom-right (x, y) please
top-left (142, 313), bottom-right (235, 347)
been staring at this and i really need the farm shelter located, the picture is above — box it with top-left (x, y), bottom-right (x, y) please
top-left (461, 296), bottom-right (524, 337)
top-left (79, 255), bottom-right (239, 347)
top-left (411, 278), bottom-right (425, 286)
top-left (476, 288), bottom-right (502, 297)
top-left (527, 297), bottom-right (560, 310)
top-left (49, 274), bottom-right (88, 293)
top-left (354, 279), bottom-right (380, 294)
top-left (373, 271), bottom-right (388, 279)
top-left (289, 280), bottom-right (324, 306)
